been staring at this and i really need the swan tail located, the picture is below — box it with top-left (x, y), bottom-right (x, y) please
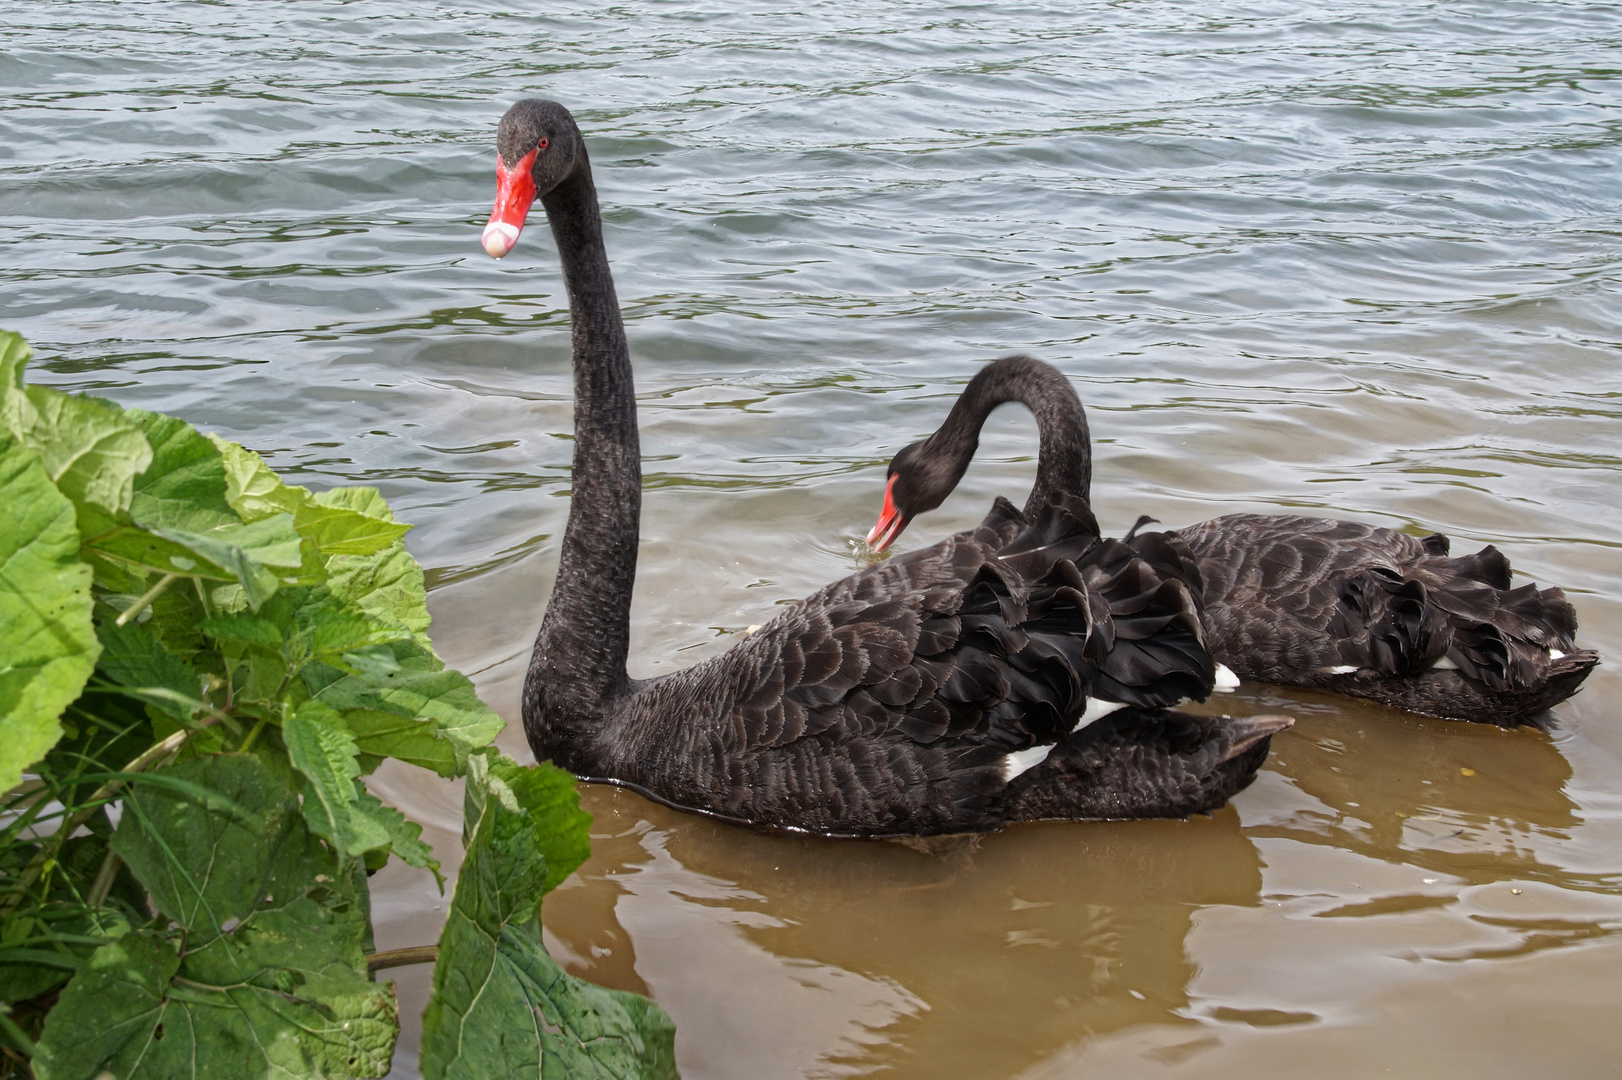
top-left (1002, 708), bottom-right (1291, 821)
top-left (1322, 546), bottom-right (1595, 722)
top-left (1342, 650), bottom-right (1598, 728)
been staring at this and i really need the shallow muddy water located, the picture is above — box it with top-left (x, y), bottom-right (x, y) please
top-left (3, 1), bottom-right (1621, 1076)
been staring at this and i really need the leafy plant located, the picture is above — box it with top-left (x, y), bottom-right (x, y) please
top-left (0, 330), bottom-right (677, 1080)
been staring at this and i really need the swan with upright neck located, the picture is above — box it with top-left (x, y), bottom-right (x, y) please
top-left (866, 357), bottom-right (1598, 727)
top-left (484, 99), bottom-right (1289, 836)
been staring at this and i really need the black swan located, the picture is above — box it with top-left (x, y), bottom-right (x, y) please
top-left (484, 99), bottom-right (1290, 837)
top-left (865, 357), bottom-right (1598, 727)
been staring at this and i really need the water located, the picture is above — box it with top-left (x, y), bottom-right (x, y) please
top-left (4, 1), bottom-right (1621, 1076)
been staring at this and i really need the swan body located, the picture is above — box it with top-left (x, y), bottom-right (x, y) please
top-left (867, 357), bottom-right (1597, 728)
top-left (583, 495), bottom-right (1283, 835)
top-left (488, 100), bottom-right (1288, 837)
top-left (1171, 514), bottom-right (1597, 726)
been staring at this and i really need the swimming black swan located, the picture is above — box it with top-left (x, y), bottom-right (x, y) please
top-left (865, 358), bottom-right (1598, 727)
top-left (484, 99), bottom-right (1290, 837)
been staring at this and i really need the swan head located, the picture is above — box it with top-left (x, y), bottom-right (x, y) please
top-left (865, 437), bottom-right (968, 552)
top-left (484, 99), bottom-right (584, 258)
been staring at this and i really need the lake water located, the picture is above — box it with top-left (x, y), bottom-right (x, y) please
top-left (4, 1), bottom-right (1621, 1076)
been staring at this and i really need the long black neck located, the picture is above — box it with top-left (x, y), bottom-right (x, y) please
top-left (927, 355), bottom-right (1091, 514)
top-left (524, 146), bottom-right (640, 750)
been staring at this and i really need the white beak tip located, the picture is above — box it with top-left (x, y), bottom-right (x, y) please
top-left (482, 221), bottom-right (520, 259)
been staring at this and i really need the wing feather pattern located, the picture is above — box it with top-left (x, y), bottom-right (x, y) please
top-left (594, 496), bottom-right (1283, 836)
top-left (1173, 513), bottom-right (1597, 725)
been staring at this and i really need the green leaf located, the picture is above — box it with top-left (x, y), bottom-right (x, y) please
top-left (34, 928), bottom-right (397, 1080)
top-left (208, 433), bottom-right (313, 523)
top-left (0, 431), bottom-right (99, 793)
top-left (147, 514), bottom-right (302, 609)
top-left (126, 409), bottom-right (238, 534)
top-left (31, 931), bottom-right (178, 1080)
top-left (313, 486), bottom-right (396, 522)
top-left (201, 611), bottom-right (285, 650)
top-left (350, 790), bottom-right (442, 885)
top-left (93, 619), bottom-right (206, 724)
top-left (420, 757), bottom-right (676, 1080)
top-left (109, 754), bottom-right (304, 942)
top-left (295, 500), bottom-right (411, 558)
top-left (41, 754), bottom-right (400, 1079)
top-left (325, 542), bottom-right (433, 645)
top-left (78, 506), bottom-right (239, 581)
top-left (80, 511), bottom-right (303, 610)
top-left (286, 701), bottom-right (380, 857)
top-left (0, 334), bottom-right (152, 517)
top-left (299, 590), bottom-right (408, 660)
top-left (313, 640), bottom-right (503, 777)
top-left (490, 755), bottom-right (591, 897)
top-left (0, 328), bottom-right (31, 395)
top-left (337, 709), bottom-right (459, 776)
top-left (156, 513), bottom-right (304, 569)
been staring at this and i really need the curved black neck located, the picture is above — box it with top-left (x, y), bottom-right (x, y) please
top-left (928, 355), bottom-right (1091, 515)
top-left (525, 145), bottom-right (640, 740)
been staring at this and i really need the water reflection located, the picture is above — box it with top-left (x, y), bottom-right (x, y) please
top-left (545, 788), bottom-right (1265, 1080)
top-left (1228, 685), bottom-right (1578, 865)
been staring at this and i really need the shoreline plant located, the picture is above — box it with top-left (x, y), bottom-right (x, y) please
top-left (0, 330), bottom-right (676, 1079)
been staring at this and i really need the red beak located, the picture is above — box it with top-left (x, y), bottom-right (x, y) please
top-left (865, 475), bottom-right (910, 552)
top-left (483, 148), bottom-right (539, 258)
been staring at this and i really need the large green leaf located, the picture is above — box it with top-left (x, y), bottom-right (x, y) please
top-left (79, 508), bottom-right (303, 611)
top-left (125, 408), bottom-right (239, 533)
top-left (109, 753), bottom-right (306, 941)
top-left (0, 431), bottom-right (99, 793)
top-left (313, 486), bottom-right (396, 522)
top-left (78, 505), bottom-right (238, 581)
top-left (0, 328), bottom-right (31, 393)
top-left (30, 932), bottom-right (177, 1079)
top-left (34, 929), bottom-right (396, 1080)
top-left (0, 334), bottom-right (152, 517)
top-left (420, 755), bottom-right (675, 1080)
top-left (37, 754), bottom-right (399, 1079)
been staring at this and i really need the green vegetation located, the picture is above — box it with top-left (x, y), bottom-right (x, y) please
top-left (0, 330), bottom-right (677, 1079)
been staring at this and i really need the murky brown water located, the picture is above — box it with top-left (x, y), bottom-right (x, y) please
top-left (5, 1), bottom-right (1621, 1076)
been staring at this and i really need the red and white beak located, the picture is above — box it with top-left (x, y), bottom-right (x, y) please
top-left (482, 148), bottom-right (539, 258)
top-left (865, 475), bottom-right (910, 552)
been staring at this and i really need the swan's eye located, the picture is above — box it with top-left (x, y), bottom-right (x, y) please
top-left (537, 136), bottom-right (549, 151)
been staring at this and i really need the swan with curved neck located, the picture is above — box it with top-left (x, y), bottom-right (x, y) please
top-left (485, 100), bottom-right (1289, 836)
top-left (867, 357), bottom-right (1598, 726)
top-left (867, 357), bottom-right (1090, 551)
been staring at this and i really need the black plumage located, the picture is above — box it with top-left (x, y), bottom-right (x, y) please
top-left (868, 356), bottom-right (1597, 728)
top-left (1172, 514), bottom-right (1597, 726)
top-left (596, 495), bottom-right (1280, 836)
top-left (489, 100), bottom-right (1288, 838)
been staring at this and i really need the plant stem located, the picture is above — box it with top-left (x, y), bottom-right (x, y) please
top-left (85, 848), bottom-right (122, 908)
top-left (238, 716), bottom-right (269, 755)
top-left (365, 945), bottom-right (439, 972)
top-left (115, 573), bottom-right (179, 627)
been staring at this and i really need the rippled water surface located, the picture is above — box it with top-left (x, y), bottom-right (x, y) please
top-left (5, 1), bottom-right (1622, 1076)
